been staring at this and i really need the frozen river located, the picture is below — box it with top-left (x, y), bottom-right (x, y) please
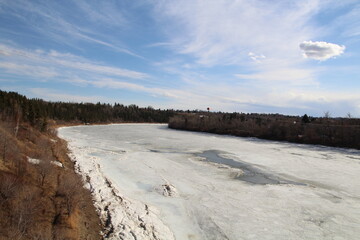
top-left (59, 124), bottom-right (360, 240)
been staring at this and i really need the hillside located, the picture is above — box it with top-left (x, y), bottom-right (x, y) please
top-left (0, 120), bottom-right (101, 239)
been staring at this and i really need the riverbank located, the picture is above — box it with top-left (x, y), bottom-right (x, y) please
top-left (0, 120), bottom-right (101, 239)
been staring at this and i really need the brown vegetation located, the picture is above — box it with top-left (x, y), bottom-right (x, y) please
top-left (169, 112), bottom-right (360, 149)
top-left (0, 119), bottom-right (101, 240)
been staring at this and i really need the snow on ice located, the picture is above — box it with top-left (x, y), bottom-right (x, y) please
top-left (59, 124), bottom-right (360, 240)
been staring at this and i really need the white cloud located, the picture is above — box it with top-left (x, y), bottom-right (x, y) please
top-left (299, 41), bottom-right (345, 61)
top-left (248, 52), bottom-right (266, 63)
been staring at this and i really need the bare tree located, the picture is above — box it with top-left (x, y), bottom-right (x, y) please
top-left (37, 159), bottom-right (53, 186)
top-left (0, 174), bottom-right (19, 208)
top-left (14, 156), bottom-right (28, 176)
top-left (57, 171), bottom-right (84, 215)
top-left (0, 127), bottom-right (9, 163)
top-left (14, 104), bottom-right (22, 139)
top-left (1, 134), bottom-right (7, 162)
top-left (10, 186), bottom-right (41, 240)
top-left (0, 124), bottom-right (22, 165)
top-left (324, 111), bottom-right (331, 119)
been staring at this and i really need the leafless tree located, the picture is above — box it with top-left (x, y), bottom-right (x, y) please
top-left (57, 171), bottom-right (85, 215)
top-left (0, 174), bottom-right (20, 208)
top-left (10, 186), bottom-right (41, 240)
top-left (14, 156), bottom-right (28, 176)
top-left (324, 111), bottom-right (331, 119)
top-left (37, 159), bottom-right (53, 186)
top-left (0, 128), bottom-right (9, 163)
top-left (14, 104), bottom-right (22, 139)
top-left (1, 134), bottom-right (7, 162)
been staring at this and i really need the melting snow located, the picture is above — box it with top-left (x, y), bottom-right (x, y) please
top-left (27, 157), bottom-right (63, 168)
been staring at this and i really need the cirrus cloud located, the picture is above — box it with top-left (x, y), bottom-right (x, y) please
top-left (299, 41), bottom-right (345, 61)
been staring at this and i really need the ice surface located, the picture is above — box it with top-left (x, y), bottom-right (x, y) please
top-left (59, 124), bottom-right (360, 240)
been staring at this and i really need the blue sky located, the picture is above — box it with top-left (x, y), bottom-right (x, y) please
top-left (1, 0), bottom-right (360, 117)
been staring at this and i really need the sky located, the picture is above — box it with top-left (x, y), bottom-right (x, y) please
top-left (1, 0), bottom-right (360, 117)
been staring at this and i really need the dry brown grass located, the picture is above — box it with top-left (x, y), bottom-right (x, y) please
top-left (0, 120), bottom-right (102, 240)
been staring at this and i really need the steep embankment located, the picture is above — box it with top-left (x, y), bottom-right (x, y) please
top-left (0, 120), bottom-right (101, 239)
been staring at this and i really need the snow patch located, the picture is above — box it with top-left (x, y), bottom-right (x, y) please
top-left (27, 157), bottom-right (40, 165)
top-left (51, 160), bottom-right (63, 167)
top-left (27, 157), bottom-right (63, 168)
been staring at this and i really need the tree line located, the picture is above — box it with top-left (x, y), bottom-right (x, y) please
top-left (0, 90), bottom-right (177, 130)
top-left (169, 112), bottom-right (360, 149)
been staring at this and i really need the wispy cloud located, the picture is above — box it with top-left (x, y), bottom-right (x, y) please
top-left (0, 0), bottom-right (139, 56)
top-left (0, 44), bottom-right (148, 79)
top-left (0, 62), bottom-right (58, 78)
top-left (154, 0), bottom-right (319, 66)
top-left (323, 2), bottom-right (360, 39)
top-left (235, 67), bottom-right (318, 83)
top-left (149, 0), bottom-right (326, 90)
top-left (73, 0), bottom-right (128, 27)
top-left (89, 78), bottom-right (185, 99)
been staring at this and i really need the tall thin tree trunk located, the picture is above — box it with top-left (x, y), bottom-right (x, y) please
top-left (14, 105), bottom-right (21, 139)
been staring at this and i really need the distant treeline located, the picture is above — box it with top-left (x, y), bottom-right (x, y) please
top-left (2, 89), bottom-right (360, 149)
top-left (0, 90), bottom-right (177, 129)
top-left (169, 112), bottom-right (360, 149)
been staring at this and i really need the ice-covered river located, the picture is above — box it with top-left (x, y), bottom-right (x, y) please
top-left (59, 124), bottom-right (360, 240)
